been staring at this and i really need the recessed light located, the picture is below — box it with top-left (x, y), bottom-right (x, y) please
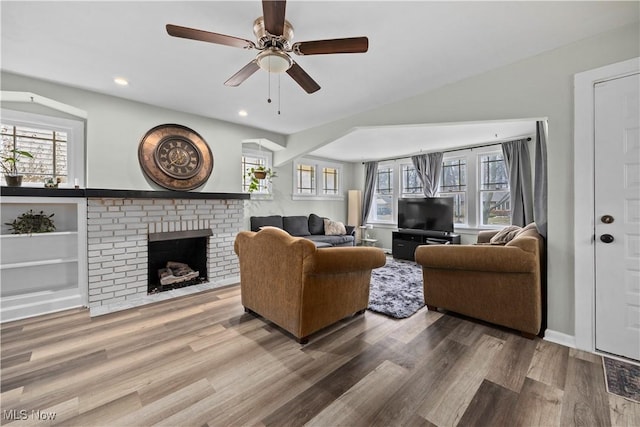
top-left (238, 110), bottom-right (248, 117)
top-left (114, 77), bottom-right (129, 86)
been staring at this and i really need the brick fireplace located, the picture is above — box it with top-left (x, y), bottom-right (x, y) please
top-left (86, 196), bottom-right (243, 315)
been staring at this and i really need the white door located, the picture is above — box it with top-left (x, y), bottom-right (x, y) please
top-left (594, 73), bottom-right (640, 361)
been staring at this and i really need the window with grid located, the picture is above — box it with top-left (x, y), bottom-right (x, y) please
top-left (296, 163), bottom-right (315, 194)
top-left (322, 167), bottom-right (339, 195)
top-left (401, 164), bottom-right (423, 196)
top-left (370, 165), bottom-right (394, 222)
top-left (439, 157), bottom-right (467, 224)
top-left (242, 153), bottom-right (269, 193)
top-left (292, 158), bottom-right (343, 199)
top-left (1, 123), bottom-right (68, 184)
top-left (479, 153), bottom-right (510, 226)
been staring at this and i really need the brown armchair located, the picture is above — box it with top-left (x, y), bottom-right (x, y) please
top-left (415, 225), bottom-right (544, 338)
top-left (234, 227), bottom-right (386, 343)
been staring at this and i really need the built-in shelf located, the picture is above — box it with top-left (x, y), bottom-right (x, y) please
top-left (0, 258), bottom-right (79, 270)
top-left (0, 196), bottom-right (87, 322)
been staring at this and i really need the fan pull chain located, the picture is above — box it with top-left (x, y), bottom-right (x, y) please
top-left (267, 55), bottom-right (272, 104)
top-left (278, 74), bottom-right (281, 115)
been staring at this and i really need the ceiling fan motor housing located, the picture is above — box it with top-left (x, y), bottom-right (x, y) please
top-left (253, 17), bottom-right (294, 50)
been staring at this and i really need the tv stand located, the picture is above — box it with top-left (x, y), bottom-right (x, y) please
top-left (392, 229), bottom-right (460, 261)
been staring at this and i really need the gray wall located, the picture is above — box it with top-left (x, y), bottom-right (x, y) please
top-left (276, 23), bottom-right (640, 337)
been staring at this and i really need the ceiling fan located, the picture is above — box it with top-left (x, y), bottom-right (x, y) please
top-left (166, 0), bottom-right (368, 94)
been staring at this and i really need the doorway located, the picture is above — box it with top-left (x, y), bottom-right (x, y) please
top-left (574, 57), bottom-right (640, 361)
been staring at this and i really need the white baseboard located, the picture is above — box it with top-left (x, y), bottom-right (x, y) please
top-left (1, 289), bottom-right (84, 323)
top-left (543, 329), bottom-right (576, 348)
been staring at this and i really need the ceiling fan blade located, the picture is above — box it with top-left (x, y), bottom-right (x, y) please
top-left (166, 24), bottom-right (255, 49)
top-left (286, 62), bottom-right (320, 94)
top-left (224, 60), bottom-right (260, 87)
top-left (292, 37), bottom-right (368, 55)
top-left (262, 0), bottom-right (286, 36)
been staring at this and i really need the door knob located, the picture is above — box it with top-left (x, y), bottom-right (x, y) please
top-left (601, 215), bottom-right (614, 224)
top-left (600, 234), bottom-right (614, 243)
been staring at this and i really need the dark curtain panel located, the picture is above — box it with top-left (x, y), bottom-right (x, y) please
top-left (411, 152), bottom-right (444, 197)
top-left (361, 161), bottom-right (378, 225)
top-left (534, 121), bottom-right (548, 238)
top-left (501, 139), bottom-right (534, 226)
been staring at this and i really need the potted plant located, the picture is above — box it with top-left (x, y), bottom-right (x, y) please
top-left (5, 209), bottom-right (56, 234)
top-left (245, 165), bottom-right (276, 193)
top-left (1, 149), bottom-right (33, 187)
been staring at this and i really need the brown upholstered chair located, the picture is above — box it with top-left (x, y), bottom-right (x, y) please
top-left (234, 227), bottom-right (386, 343)
top-left (415, 224), bottom-right (544, 338)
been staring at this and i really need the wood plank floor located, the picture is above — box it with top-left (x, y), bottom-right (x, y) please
top-left (1, 285), bottom-right (639, 427)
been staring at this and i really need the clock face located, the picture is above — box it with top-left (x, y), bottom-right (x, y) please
top-left (138, 124), bottom-right (213, 191)
top-left (154, 137), bottom-right (202, 179)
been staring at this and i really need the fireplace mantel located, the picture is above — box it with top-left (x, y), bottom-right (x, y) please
top-left (1, 187), bottom-right (250, 200)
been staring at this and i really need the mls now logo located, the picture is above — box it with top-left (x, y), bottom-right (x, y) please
top-left (3, 409), bottom-right (56, 421)
top-left (3, 410), bottom-right (28, 420)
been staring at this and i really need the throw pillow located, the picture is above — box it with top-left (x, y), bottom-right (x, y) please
top-left (283, 216), bottom-right (311, 236)
top-left (490, 225), bottom-right (522, 244)
top-left (324, 218), bottom-right (346, 236)
top-left (308, 213), bottom-right (326, 235)
top-left (516, 222), bottom-right (538, 235)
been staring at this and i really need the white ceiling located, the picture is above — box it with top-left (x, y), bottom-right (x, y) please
top-left (1, 1), bottom-right (638, 160)
top-left (311, 119), bottom-right (538, 162)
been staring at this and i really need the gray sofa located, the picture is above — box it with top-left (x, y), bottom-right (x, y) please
top-left (250, 214), bottom-right (355, 247)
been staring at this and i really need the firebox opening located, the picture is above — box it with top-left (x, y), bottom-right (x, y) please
top-left (148, 235), bottom-right (208, 294)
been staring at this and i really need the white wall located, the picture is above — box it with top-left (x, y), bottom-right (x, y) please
top-left (1, 71), bottom-right (285, 193)
top-left (277, 23), bottom-right (640, 337)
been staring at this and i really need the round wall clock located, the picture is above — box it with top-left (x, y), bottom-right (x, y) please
top-left (138, 124), bottom-right (213, 191)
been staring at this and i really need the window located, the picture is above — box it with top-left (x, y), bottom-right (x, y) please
top-left (1, 109), bottom-right (84, 187)
top-left (365, 145), bottom-right (519, 229)
top-left (292, 158), bottom-right (343, 200)
top-left (322, 167), bottom-right (339, 195)
top-left (296, 163), bottom-right (315, 194)
top-left (242, 147), bottom-right (273, 195)
top-left (370, 165), bottom-right (394, 222)
top-left (1, 124), bottom-right (68, 183)
top-left (439, 157), bottom-right (467, 224)
top-left (401, 164), bottom-right (423, 196)
top-left (479, 153), bottom-right (510, 226)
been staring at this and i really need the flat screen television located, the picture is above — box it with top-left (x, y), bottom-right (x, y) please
top-left (397, 197), bottom-right (454, 233)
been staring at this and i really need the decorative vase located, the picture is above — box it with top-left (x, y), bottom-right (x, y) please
top-left (253, 171), bottom-right (267, 180)
top-left (4, 175), bottom-right (23, 187)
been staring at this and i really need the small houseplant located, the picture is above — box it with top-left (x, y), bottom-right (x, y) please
top-left (245, 165), bottom-right (276, 193)
top-left (5, 209), bottom-right (56, 234)
top-left (1, 149), bottom-right (33, 187)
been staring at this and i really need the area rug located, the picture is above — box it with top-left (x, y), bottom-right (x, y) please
top-left (368, 256), bottom-right (425, 319)
top-left (603, 357), bottom-right (640, 403)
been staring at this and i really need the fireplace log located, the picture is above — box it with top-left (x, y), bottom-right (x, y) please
top-left (159, 261), bottom-right (200, 286)
top-left (166, 261), bottom-right (190, 269)
top-left (160, 270), bottom-right (200, 286)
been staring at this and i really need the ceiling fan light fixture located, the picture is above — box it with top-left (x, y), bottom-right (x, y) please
top-left (256, 49), bottom-right (292, 73)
